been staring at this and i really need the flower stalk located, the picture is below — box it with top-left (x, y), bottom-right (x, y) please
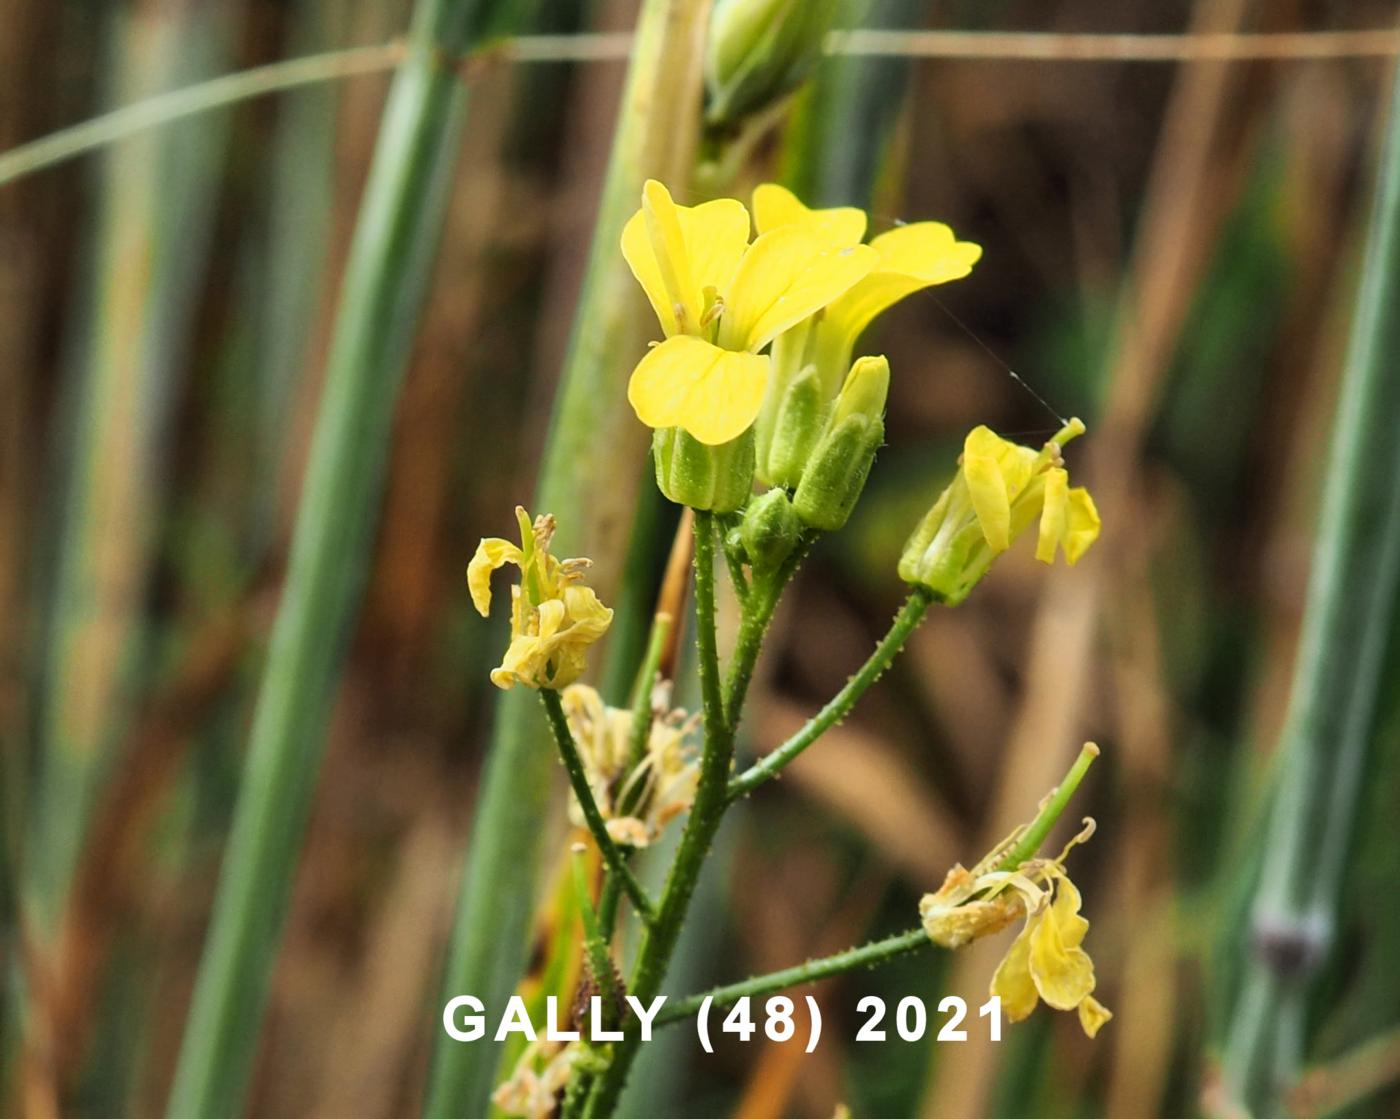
top-left (540, 689), bottom-right (655, 923)
top-left (426, 4), bottom-right (711, 1115)
top-left (727, 588), bottom-right (933, 799)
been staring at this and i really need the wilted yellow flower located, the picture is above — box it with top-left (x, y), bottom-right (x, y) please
top-left (623, 179), bottom-right (875, 445)
top-left (989, 866), bottom-right (1114, 1037)
top-left (898, 419), bottom-right (1101, 604)
top-left (492, 1038), bottom-right (576, 1118)
top-left (561, 683), bottom-right (700, 847)
top-left (469, 508), bottom-right (612, 691)
top-left (920, 817), bottom-right (1111, 1038)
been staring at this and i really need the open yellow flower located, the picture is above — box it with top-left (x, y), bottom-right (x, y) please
top-left (752, 182), bottom-right (983, 390)
top-left (622, 179), bottom-right (875, 445)
top-left (921, 815), bottom-right (1111, 1038)
top-left (899, 419), bottom-right (1101, 604)
top-left (561, 683), bottom-right (700, 847)
top-left (468, 507), bottom-right (612, 691)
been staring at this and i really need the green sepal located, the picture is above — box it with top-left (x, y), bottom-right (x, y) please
top-left (792, 414), bottom-right (883, 532)
top-left (654, 426), bottom-right (755, 512)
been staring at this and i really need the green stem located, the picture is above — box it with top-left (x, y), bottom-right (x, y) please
top-left (164, 3), bottom-right (504, 1116)
top-left (624, 613), bottom-right (673, 776)
top-left (657, 928), bottom-right (932, 1024)
top-left (541, 690), bottom-right (655, 923)
top-left (426, 5), bottom-right (709, 1114)
top-left (580, 516), bottom-right (808, 1117)
top-left (721, 542), bottom-right (810, 728)
top-left (571, 853), bottom-right (626, 1014)
top-left (580, 513), bottom-right (739, 1117)
top-left (727, 588), bottom-right (932, 801)
top-left (1221, 65), bottom-right (1400, 1117)
top-left (994, 742), bottom-right (1100, 873)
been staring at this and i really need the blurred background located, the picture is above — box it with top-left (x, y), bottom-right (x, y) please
top-left (4, 0), bottom-right (1400, 1116)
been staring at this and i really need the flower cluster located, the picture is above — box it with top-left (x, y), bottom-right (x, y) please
top-left (920, 817), bottom-right (1111, 1037)
top-left (623, 180), bottom-right (980, 517)
top-left (561, 683), bottom-right (700, 848)
top-left (468, 507), bottom-right (613, 690)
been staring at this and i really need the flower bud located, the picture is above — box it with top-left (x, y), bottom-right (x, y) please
top-left (653, 426), bottom-right (755, 513)
top-left (791, 356), bottom-right (888, 531)
top-left (738, 487), bottom-right (802, 571)
top-left (757, 363), bottom-right (824, 488)
top-left (705, 0), bottom-right (842, 128)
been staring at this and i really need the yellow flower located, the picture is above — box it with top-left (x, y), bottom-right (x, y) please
top-left (990, 867), bottom-right (1114, 1038)
top-left (622, 179), bottom-right (876, 445)
top-left (468, 507), bottom-right (613, 691)
top-left (920, 818), bottom-right (1111, 1038)
top-left (561, 683), bottom-right (700, 847)
top-left (898, 419), bottom-right (1101, 604)
top-left (752, 182), bottom-right (983, 390)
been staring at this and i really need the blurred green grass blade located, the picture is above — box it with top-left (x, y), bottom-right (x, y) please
top-left (32, 3), bottom-right (235, 931)
top-left (1221, 65), bottom-right (1400, 1116)
top-left (163, 1), bottom-right (529, 1115)
top-left (424, 2), bottom-right (710, 1115)
top-left (782, 0), bottom-right (925, 206)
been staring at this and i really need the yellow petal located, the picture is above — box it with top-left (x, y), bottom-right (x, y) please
top-left (467, 538), bottom-right (523, 616)
top-left (1027, 882), bottom-right (1096, 1011)
top-left (963, 426), bottom-right (1018, 553)
top-left (990, 920), bottom-right (1040, 1022)
top-left (1078, 995), bottom-right (1113, 1038)
top-left (622, 208), bottom-right (679, 336)
top-left (642, 179), bottom-right (701, 334)
top-left (823, 222), bottom-right (982, 343)
top-left (562, 584), bottom-right (614, 641)
top-left (751, 182), bottom-right (867, 245)
top-left (1064, 487), bottom-right (1101, 565)
top-left (623, 188), bottom-right (751, 337)
top-left (720, 226), bottom-right (875, 352)
top-left (1036, 466), bottom-right (1069, 564)
top-left (628, 335), bottom-right (770, 445)
top-left (684, 196), bottom-right (751, 296)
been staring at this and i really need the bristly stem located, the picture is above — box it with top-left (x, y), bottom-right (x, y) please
top-left (657, 928), bottom-right (933, 1024)
top-left (582, 510), bottom-right (785, 1118)
top-left (726, 588), bottom-right (933, 801)
top-left (541, 689), bottom-right (655, 925)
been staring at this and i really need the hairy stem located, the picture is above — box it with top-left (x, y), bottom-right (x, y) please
top-left (541, 690), bottom-right (655, 923)
top-left (657, 928), bottom-right (932, 1024)
top-left (727, 588), bottom-right (932, 801)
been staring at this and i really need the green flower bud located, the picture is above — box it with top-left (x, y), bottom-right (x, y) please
top-left (791, 356), bottom-right (889, 531)
top-left (705, 0), bottom-right (842, 128)
top-left (653, 426), bottom-right (755, 512)
top-left (758, 363), bottom-right (824, 488)
top-left (738, 487), bottom-right (802, 571)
